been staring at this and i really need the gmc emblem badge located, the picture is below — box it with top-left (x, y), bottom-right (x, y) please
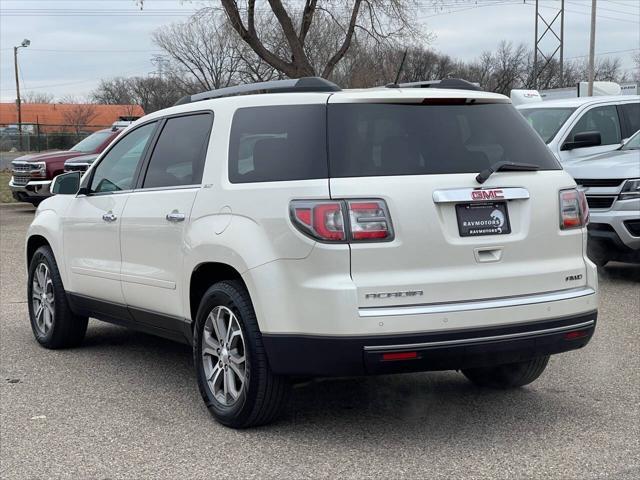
top-left (472, 189), bottom-right (504, 201)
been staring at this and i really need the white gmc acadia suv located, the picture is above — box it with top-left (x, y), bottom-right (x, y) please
top-left (25, 77), bottom-right (598, 428)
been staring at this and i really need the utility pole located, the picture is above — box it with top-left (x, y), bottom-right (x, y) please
top-left (534, 0), bottom-right (565, 90)
top-left (13, 46), bottom-right (22, 139)
top-left (587, 0), bottom-right (597, 96)
top-left (13, 39), bottom-right (30, 150)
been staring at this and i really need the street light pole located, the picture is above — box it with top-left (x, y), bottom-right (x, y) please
top-left (14, 46), bottom-right (22, 133)
top-left (13, 39), bottom-right (30, 150)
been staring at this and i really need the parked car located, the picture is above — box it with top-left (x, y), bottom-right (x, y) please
top-left (517, 95), bottom-right (639, 163)
top-left (64, 153), bottom-right (99, 173)
top-left (9, 128), bottom-right (121, 206)
top-left (564, 130), bottom-right (640, 266)
top-left (26, 77), bottom-right (597, 428)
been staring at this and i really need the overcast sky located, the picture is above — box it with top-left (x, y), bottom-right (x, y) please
top-left (1, 0), bottom-right (638, 102)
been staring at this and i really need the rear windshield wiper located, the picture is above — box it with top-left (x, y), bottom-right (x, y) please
top-left (476, 161), bottom-right (540, 184)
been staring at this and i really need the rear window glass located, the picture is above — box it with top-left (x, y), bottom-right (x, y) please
top-left (228, 105), bottom-right (327, 183)
top-left (328, 103), bottom-right (560, 178)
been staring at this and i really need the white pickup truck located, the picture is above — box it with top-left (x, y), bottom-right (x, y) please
top-left (517, 95), bottom-right (639, 163)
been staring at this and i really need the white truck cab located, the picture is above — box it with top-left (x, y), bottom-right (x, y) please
top-left (517, 95), bottom-right (640, 163)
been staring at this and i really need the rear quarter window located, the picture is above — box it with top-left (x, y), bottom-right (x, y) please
top-left (620, 103), bottom-right (640, 137)
top-left (328, 103), bottom-right (560, 178)
top-left (228, 105), bottom-right (327, 183)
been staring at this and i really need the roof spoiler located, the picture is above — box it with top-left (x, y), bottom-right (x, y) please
top-left (174, 77), bottom-right (341, 106)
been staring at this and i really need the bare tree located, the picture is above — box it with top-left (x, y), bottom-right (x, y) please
top-left (60, 97), bottom-right (99, 135)
top-left (219, 0), bottom-right (419, 79)
top-left (92, 77), bottom-right (136, 105)
top-left (92, 76), bottom-right (186, 113)
top-left (22, 91), bottom-right (55, 103)
top-left (153, 10), bottom-right (244, 91)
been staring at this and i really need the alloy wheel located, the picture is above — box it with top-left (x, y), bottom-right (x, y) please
top-left (32, 263), bottom-right (55, 335)
top-left (201, 305), bottom-right (247, 406)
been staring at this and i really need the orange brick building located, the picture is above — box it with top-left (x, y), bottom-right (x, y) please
top-left (0, 103), bottom-right (145, 132)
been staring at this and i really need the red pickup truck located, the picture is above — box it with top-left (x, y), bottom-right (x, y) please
top-left (9, 128), bottom-right (122, 206)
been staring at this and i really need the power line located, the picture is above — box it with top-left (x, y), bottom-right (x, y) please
top-left (565, 47), bottom-right (640, 60)
top-left (28, 48), bottom-right (164, 53)
top-left (566, 0), bottom-right (639, 17)
top-left (0, 67), bottom-right (154, 92)
top-left (524, 0), bottom-right (640, 23)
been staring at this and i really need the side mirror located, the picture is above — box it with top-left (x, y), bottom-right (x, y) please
top-left (51, 171), bottom-right (81, 195)
top-left (561, 131), bottom-right (602, 151)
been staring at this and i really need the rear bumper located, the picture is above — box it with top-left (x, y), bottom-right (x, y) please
top-left (262, 310), bottom-right (597, 376)
top-left (588, 200), bottom-right (640, 251)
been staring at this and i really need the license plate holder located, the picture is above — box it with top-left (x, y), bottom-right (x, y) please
top-left (456, 202), bottom-right (511, 237)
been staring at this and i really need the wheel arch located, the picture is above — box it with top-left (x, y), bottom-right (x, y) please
top-left (189, 262), bottom-right (250, 328)
top-left (26, 234), bottom-right (51, 266)
top-left (26, 206), bottom-right (68, 285)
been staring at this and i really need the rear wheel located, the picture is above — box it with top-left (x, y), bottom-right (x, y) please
top-left (462, 355), bottom-right (550, 388)
top-left (193, 280), bottom-right (290, 428)
top-left (28, 246), bottom-right (88, 348)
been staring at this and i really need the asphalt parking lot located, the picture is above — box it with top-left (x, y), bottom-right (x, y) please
top-left (1, 203), bottom-right (639, 479)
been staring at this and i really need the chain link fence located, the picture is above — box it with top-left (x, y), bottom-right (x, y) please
top-left (0, 124), bottom-right (112, 153)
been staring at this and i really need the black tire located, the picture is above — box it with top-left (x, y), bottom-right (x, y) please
top-left (587, 242), bottom-right (609, 267)
top-left (193, 280), bottom-right (290, 428)
top-left (462, 355), bottom-right (550, 389)
top-left (27, 246), bottom-right (88, 349)
top-left (29, 199), bottom-right (43, 208)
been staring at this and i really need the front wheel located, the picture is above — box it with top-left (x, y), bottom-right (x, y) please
top-left (193, 280), bottom-right (290, 428)
top-left (28, 246), bottom-right (88, 348)
top-left (461, 356), bottom-right (550, 388)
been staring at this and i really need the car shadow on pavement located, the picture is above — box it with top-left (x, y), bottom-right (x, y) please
top-left (599, 263), bottom-right (640, 282)
top-left (77, 321), bottom-right (585, 438)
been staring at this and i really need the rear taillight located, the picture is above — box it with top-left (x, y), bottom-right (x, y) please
top-left (290, 199), bottom-right (393, 243)
top-left (347, 200), bottom-right (393, 241)
top-left (560, 188), bottom-right (589, 230)
top-left (290, 201), bottom-right (345, 241)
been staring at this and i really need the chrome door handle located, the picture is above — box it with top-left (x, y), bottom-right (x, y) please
top-left (102, 211), bottom-right (117, 223)
top-left (166, 211), bottom-right (186, 223)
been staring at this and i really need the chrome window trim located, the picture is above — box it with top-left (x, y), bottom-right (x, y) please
top-left (131, 184), bottom-right (201, 193)
top-left (363, 319), bottom-right (595, 351)
top-left (358, 287), bottom-right (595, 318)
top-left (79, 189), bottom-right (133, 198)
top-left (432, 187), bottom-right (530, 203)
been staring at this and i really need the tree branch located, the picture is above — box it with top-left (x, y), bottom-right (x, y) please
top-left (298, 0), bottom-right (318, 44)
top-left (322, 0), bottom-right (362, 78)
top-left (220, 0), bottom-right (298, 77)
top-left (267, 0), bottom-right (314, 75)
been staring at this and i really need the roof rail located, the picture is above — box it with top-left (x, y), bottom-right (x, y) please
top-left (174, 77), bottom-right (341, 106)
top-left (387, 78), bottom-right (482, 92)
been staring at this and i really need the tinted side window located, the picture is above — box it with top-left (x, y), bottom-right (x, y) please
top-left (568, 105), bottom-right (621, 146)
top-left (142, 113), bottom-right (213, 189)
top-left (91, 122), bottom-right (156, 193)
top-left (621, 103), bottom-right (640, 137)
top-left (228, 105), bottom-right (327, 183)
